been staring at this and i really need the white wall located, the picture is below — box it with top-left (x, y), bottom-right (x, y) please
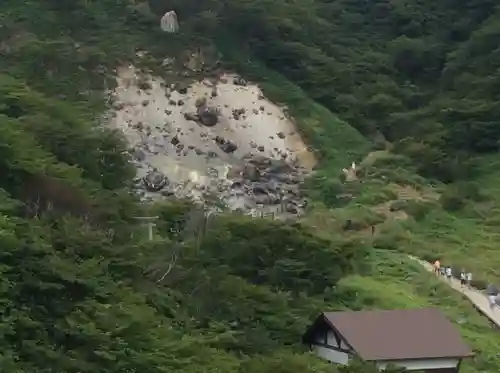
top-left (313, 345), bottom-right (350, 365)
top-left (377, 358), bottom-right (459, 371)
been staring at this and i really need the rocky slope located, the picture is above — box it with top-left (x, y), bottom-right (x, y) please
top-left (106, 58), bottom-right (316, 216)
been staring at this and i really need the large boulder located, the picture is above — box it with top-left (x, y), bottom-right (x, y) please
top-left (143, 171), bottom-right (168, 191)
top-left (197, 106), bottom-right (219, 126)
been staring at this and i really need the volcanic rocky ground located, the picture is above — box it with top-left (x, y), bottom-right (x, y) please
top-left (107, 63), bottom-right (316, 217)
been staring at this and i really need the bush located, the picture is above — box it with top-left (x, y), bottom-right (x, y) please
top-left (391, 199), bottom-right (432, 220)
top-left (357, 188), bottom-right (398, 205)
top-left (453, 181), bottom-right (484, 201)
top-left (440, 187), bottom-right (466, 211)
top-left (389, 200), bottom-right (407, 212)
top-left (421, 253), bottom-right (441, 263)
top-left (440, 181), bottom-right (486, 212)
top-left (470, 279), bottom-right (488, 290)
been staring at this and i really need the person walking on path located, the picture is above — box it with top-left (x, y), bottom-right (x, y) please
top-left (433, 259), bottom-right (441, 276)
top-left (486, 283), bottom-right (498, 311)
top-left (488, 294), bottom-right (497, 311)
top-left (439, 265), bottom-right (446, 277)
top-left (466, 272), bottom-right (472, 288)
top-left (459, 270), bottom-right (466, 288)
top-left (445, 266), bottom-right (453, 281)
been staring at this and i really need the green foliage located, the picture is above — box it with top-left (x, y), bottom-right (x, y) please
top-left (1, 0), bottom-right (499, 372)
top-left (440, 181), bottom-right (485, 211)
top-left (390, 200), bottom-right (432, 221)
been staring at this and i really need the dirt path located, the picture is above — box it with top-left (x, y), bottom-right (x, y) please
top-left (408, 256), bottom-right (500, 328)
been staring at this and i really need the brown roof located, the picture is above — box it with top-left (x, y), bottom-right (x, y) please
top-left (305, 308), bottom-right (473, 361)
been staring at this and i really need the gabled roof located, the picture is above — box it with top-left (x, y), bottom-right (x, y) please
top-left (303, 308), bottom-right (474, 361)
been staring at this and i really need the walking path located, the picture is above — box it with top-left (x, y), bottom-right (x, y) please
top-left (408, 255), bottom-right (500, 328)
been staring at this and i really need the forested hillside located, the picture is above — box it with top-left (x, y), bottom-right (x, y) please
top-left (1, 0), bottom-right (500, 372)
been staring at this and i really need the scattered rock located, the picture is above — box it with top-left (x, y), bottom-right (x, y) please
top-left (232, 107), bottom-right (246, 120)
top-left (176, 84), bottom-right (188, 94)
top-left (112, 101), bottom-right (125, 110)
top-left (161, 190), bottom-right (175, 197)
top-left (162, 57), bottom-right (175, 68)
top-left (138, 80), bottom-right (151, 90)
top-left (130, 148), bottom-right (146, 162)
top-left (233, 77), bottom-right (247, 86)
top-left (184, 112), bottom-right (199, 121)
top-left (171, 136), bottom-right (180, 146)
top-left (195, 97), bottom-right (207, 108)
top-left (215, 136), bottom-right (238, 153)
top-left (277, 131), bottom-right (285, 139)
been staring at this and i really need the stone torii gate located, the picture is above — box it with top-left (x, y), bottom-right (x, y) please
top-left (132, 216), bottom-right (159, 241)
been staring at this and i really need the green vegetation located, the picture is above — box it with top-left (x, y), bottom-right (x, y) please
top-left (1, 0), bottom-right (500, 372)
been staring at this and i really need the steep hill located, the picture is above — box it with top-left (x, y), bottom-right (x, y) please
top-left (1, 0), bottom-right (500, 373)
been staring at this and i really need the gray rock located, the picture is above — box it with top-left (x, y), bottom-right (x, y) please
top-left (171, 136), bottom-right (180, 146)
top-left (232, 108), bottom-right (246, 120)
top-left (195, 97), bottom-right (207, 107)
top-left (233, 77), bottom-right (247, 86)
top-left (214, 136), bottom-right (237, 153)
top-left (130, 148), bottom-right (146, 162)
top-left (143, 171), bottom-right (168, 192)
top-left (197, 106), bottom-right (219, 126)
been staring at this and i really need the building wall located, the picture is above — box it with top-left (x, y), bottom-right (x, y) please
top-left (376, 358), bottom-right (459, 371)
top-left (326, 330), bottom-right (350, 350)
top-left (425, 368), bottom-right (458, 373)
top-left (313, 345), bottom-right (350, 365)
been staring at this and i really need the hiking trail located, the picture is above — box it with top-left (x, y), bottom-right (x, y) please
top-left (408, 256), bottom-right (500, 329)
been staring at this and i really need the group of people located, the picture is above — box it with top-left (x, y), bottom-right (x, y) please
top-left (433, 259), bottom-right (499, 311)
top-left (433, 260), bottom-right (472, 288)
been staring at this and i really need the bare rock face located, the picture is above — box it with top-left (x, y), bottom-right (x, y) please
top-left (143, 171), bottom-right (168, 191)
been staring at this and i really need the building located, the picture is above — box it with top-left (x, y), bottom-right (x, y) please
top-left (302, 308), bottom-right (473, 373)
